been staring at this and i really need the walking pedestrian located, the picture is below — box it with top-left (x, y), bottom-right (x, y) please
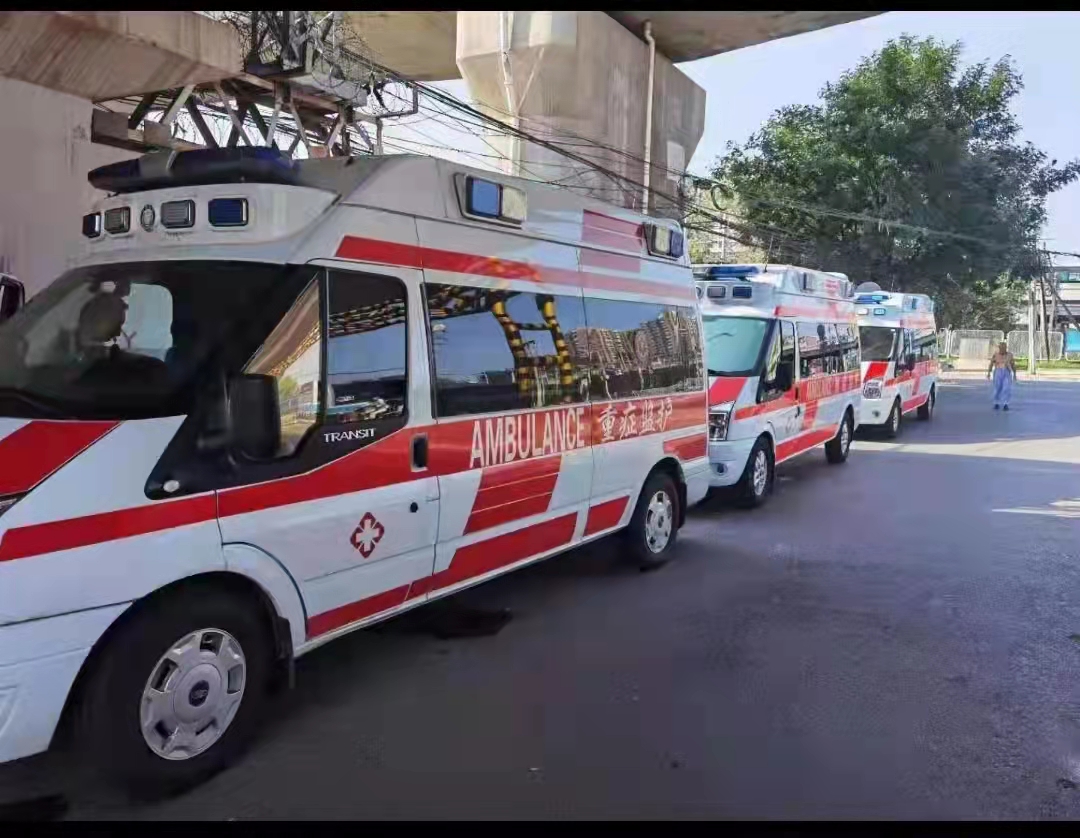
top-left (987, 341), bottom-right (1017, 410)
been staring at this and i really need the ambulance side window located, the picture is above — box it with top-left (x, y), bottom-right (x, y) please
top-left (901, 329), bottom-right (916, 368)
top-left (797, 321), bottom-right (825, 378)
top-left (914, 329), bottom-right (937, 362)
top-left (425, 283), bottom-right (590, 417)
top-left (819, 323), bottom-right (841, 374)
top-left (836, 324), bottom-right (860, 372)
top-left (762, 320), bottom-right (795, 399)
top-left (325, 270), bottom-right (408, 425)
top-left (581, 299), bottom-right (703, 401)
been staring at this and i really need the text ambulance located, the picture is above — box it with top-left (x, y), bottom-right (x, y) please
top-left (855, 287), bottom-right (939, 437)
top-left (0, 148), bottom-right (709, 794)
top-left (694, 264), bottom-right (861, 507)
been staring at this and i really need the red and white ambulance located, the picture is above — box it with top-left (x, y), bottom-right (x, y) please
top-left (0, 148), bottom-right (709, 794)
top-left (855, 286), bottom-right (939, 437)
top-left (694, 264), bottom-right (861, 507)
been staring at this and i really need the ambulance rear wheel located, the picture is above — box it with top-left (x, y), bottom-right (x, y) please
top-left (884, 399), bottom-right (902, 439)
top-left (825, 410), bottom-right (854, 464)
top-left (735, 436), bottom-right (774, 509)
top-left (626, 470), bottom-right (680, 570)
top-left (75, 586), bottom-right (273, 800)
top-left (917, 386), bottom-right (935, 421)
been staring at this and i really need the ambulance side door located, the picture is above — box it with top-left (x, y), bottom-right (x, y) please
top-left (763, 318), bottom-right (801, 454)
top-left (216, 264), bottom-right (439, 641)
top-left (421, 277), bottom-right (594, 595)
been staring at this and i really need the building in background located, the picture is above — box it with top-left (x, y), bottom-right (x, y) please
top-left (0, 77), bottom-right (133, 298)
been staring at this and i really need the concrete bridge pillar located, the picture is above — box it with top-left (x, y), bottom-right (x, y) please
top-left (456, 11), bottom-right (705, 218)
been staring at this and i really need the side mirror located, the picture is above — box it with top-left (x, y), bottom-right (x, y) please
top-left (0, 275), bottom-right (24, 323)
top-left (906, 355), bottom-right (917, 371)
top-left (775, 360), bottom-right (794, 393)
top-left (229, 374), bottom-right (281, 461)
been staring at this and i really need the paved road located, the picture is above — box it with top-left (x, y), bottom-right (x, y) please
top-left (12, 378), bottom-right (1080, 819)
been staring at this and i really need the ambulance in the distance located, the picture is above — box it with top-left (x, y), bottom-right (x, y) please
top-left (694, 264), bottom-right (862, 508)
top-left (0, 148), bottom-right (709, 795)
top-left (855, 284), bottom-right (939, 437)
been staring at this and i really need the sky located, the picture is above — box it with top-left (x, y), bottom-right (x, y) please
top-left (387, 12), bottom-right (1080, 264)
top-left (676, 11), bottom-right (1080, 258)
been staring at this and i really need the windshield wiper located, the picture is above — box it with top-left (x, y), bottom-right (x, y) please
top-left (0, 387), bottom-right (71, 419)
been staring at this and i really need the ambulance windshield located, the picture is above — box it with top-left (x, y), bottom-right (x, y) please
top-left (0, 260), bottom-right (311, 420)
top-left (859, 325), bottom-right (899, 362)
top-left (703, 315), bottom-right (770, 376)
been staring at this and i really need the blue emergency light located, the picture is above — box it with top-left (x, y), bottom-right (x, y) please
top-left (463, 175), bottom-right (526, 225)
top-left (696, 264), bottom-right (761, 279)
top-left (873, 307), bottom-right (888, 316)
top-left (856, 293), bottom-right (889, 304)
top-left (88, 147), bottom-right (299, 194)
top-left (208, 198), bottom-right (249, 228)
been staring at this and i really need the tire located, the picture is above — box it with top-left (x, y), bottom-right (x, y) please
top-left (917, 386), bottom-right (935, 421)
top-left (734, 436), bottom-right (774, 509)
top-left (74, 586), bottom-right (274, 800)
top-left (825, 410), bottom-right (854, 464)
top-left (883, 399), bottom-right (902, 439)
top-left (624, 470), bottom-right (680, 571)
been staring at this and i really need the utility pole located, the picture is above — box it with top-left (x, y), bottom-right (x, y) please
top-left (1027, 280), bottom-right (1037, 375)
top-left (1039, 247), bottom-right (1053, 363)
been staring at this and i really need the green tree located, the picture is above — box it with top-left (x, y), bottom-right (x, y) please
top-left (277, 375), bottom-right (300, 403)
top-left (712, 35), bottom-right (1080, 327)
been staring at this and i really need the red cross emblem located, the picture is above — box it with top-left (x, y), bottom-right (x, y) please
top-left (350, 512), bottom-right (385, 558)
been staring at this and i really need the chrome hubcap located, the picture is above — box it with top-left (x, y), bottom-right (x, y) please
top-left (140, 628), bottom-right (247, 761)
top-left (840, 419), bottom-right (850, 453)
top-left (644, 490), bottom-right (673, 554)
top-left (891, 406), bottom-right (899, 432)
top-left (752, 450), bottom-right (769, 497)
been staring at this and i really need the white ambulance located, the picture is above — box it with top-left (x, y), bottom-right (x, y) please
top-left (694, 264), bottom-right (861, 507)
top-left (855, 285), bottom-right (939, 437)
top-left (0, 148), bottom-right (709, 795)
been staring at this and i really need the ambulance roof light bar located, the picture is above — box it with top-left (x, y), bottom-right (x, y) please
top-left (87, 147), bottom-right (378, 198)
top-left (693, 264), bottom-right (761, 280)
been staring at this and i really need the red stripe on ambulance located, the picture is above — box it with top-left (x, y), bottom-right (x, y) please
top-left (663, 433), bottom-right (708, 461)
top-left (465, 455), bottom-right (563, 534)
top-left (334, 236), bottom-right (694, 301)
top-left (584, 497), bottom-right (630, 536)
top-left (0, 420), bottom-right (118, 497)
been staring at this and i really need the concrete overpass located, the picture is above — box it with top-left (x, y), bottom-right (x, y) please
top-left (0, 10), bottom-right (880, 294)
top-left (343, 12), bottom-right (877, 81)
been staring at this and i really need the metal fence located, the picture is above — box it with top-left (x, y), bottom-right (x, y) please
top-left (939, 329), bottom-right (1004, 369)
top-left (1006, 330), bottom-right (1064, 361)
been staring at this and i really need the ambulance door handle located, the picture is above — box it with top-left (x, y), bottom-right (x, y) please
top-left (411, 433), bottom-right (429, 471)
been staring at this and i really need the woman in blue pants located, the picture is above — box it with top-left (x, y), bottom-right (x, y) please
top-left (987, 341), bottom-right (1017, 410)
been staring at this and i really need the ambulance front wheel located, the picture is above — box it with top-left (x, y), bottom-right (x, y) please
top-left (626, 470), bottom-right (680, 570)
top-left (735, 436), bottom-right (774, 509)
top-left (75, 584), bottom-right (274, 799)
top-left (826, 410), bottom-right (854, 464)
top-left (917, 386), bottom-right (936, 421)
top-left (884, 399), bottom-right (902, 439)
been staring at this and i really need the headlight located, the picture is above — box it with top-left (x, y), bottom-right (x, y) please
top-left (863, 380), bottom-right (882, 400)
top-left (709, 411), bottom-right (730, 441)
